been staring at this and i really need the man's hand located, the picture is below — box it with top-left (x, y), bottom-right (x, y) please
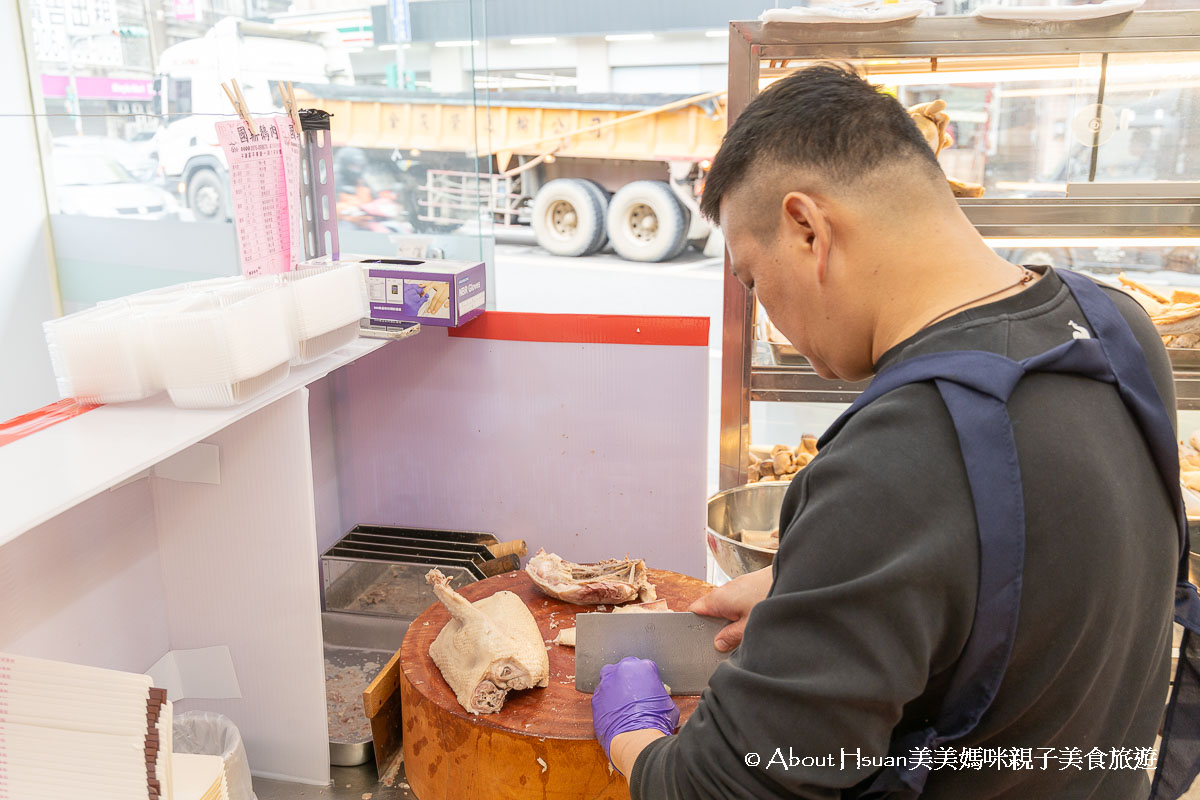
top-left (592, 657), bottom-right (680, 774)
top-left (688, 566), bottom-right (774, 652)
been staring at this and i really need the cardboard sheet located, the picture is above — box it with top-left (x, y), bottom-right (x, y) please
top-left (146, 645), bottom-right (242, 702)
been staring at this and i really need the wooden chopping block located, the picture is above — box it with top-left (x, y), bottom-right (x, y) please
top-left (400, 568), bottom-right (714, 799)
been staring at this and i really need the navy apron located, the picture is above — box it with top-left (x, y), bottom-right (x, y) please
top-left (814, 269), bottom-right (1200, 799)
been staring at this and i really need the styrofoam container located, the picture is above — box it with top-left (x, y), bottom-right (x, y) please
top-left (43, 301), bottom-right (162, 404)
top-left (152, 282), bottom-right (293, 409)
top-left (276, 264), bottom-right (366, 365)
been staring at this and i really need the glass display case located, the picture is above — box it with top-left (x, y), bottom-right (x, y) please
top-left (720, 10), bottom-right (1200, 489)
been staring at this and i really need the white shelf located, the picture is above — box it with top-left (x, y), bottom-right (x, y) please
top-left (0, 337), bottom-right (390, 547)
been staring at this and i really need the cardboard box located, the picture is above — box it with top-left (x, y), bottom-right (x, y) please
top-left (304, 255), bottom-right (486, 328)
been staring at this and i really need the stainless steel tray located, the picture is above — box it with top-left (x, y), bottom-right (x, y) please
top-left (321, 525), bottom-right (520, 620)
top-left (323, 612), bottom-right (409, 767)
top-left (764, 338), bottom-right (807, 366)
top-left (1169, 348), bottom-right (1200, 368)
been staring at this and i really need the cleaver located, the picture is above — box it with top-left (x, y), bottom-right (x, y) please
top-left (574, 611), bottom-right (732, 694)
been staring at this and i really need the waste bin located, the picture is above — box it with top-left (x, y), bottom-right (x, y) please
top-left (173, 711), bottom-right (255, 800)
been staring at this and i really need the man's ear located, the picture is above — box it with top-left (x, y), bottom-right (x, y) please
top-left (782, 192), bottom-right (832, 281)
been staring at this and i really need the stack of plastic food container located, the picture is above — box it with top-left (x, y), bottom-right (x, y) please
top-left (277, 263), bottom-right (366, 364)
top-left (152, 280), bottom-right (295, 409)
top-left (42, 266), bottom-right (368, 409)
top-left (44, 301), bottom-right (163, 404)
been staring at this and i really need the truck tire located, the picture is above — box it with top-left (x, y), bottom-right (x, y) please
top-left (605, 181), bottom-right (689, 263)
top-left (187, 168), bottom-right (226, 222)
top-left (578, 180), bottom-right (610, 253)
top-left (531, 179), bottom-right (607, 257)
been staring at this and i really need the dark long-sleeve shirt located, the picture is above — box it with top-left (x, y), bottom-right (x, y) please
top-left (632, 267), bottom-right (1179, 799)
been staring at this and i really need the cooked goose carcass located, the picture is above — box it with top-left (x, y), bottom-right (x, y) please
top-left (526, 549), bottom-right (657, 605)
top-left (425, 569), bottom-right (549, 714)
top-left (612, 599), bottom-right (670, 613)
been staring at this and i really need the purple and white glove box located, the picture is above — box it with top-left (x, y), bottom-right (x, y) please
top-left (303, 254), bottom-right (486, 328)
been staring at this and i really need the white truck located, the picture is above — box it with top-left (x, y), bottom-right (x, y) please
top-left (153, 18), bottom-right (352, 222)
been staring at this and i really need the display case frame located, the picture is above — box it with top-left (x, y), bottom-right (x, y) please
top-left (720, 10), bottom-right (1200, 490)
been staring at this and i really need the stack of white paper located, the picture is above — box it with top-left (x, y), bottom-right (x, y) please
top-left (172, 754), bottom-right (230, 800)
top-left (0, 652), bottom-right (229, 800)
top-left (0, 652), bottom-right (170, 799)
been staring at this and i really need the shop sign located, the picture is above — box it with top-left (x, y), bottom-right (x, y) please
top-left (40, 75), bottom-right (154, 101)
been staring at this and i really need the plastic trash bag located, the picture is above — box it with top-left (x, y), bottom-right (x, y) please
top-left (173, 711), bottom-right (256, 800)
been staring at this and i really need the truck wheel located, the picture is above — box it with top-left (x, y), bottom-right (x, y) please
top-left (531, 179), bottom-right (607, 257)
top-left (578, 180), bottom-right (610, 253)
top-left (187, 169), bottom-right (226, 222)
top-left (606, 181), bottom-right (689, 262)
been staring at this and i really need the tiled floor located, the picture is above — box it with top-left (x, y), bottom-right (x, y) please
top-left (252, 762), bottom-right (415, 800)
top-left (249, 757), bottom-right (1200, 800)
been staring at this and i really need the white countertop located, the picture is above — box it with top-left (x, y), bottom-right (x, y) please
top-left (0, 338), bottom-right (389, 547)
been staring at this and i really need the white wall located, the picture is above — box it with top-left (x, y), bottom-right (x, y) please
top-left (0, 1), bottom-right (58, 421)
top-left (576, 37), bottom-right (611, 93)
top-left (430, 43), bottom-right (469, 92)
top-left (426, 32), bottom-right (730, 94)
top-left (612, 63), bottom-right (728, 94)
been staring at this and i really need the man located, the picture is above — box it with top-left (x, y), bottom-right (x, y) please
top-left (591, 65), bottom-right (1195, 798)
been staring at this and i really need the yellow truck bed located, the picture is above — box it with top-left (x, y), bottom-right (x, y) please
top-left (294, 86), bottom-right (726, 164)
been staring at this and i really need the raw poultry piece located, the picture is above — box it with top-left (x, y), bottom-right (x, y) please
top-left (907, 99), bottom-right (984, 198)
top-left (612, 599), bottom-right (671, 613)
top-left (1165, 333), bottom-right (1200, 349)
top-left (948, 178), bottom-right (985, 198)
top-left (1118, 273), bottom-right (1200, 341)
top-left (909, 99), bottom-right (952, 156)
top-left (425, 569), bottom-right (549, 715)
top-left (748, 437), bottom-right (819, 483)
top-left (1178, 436), bottom-right (1200, 495)
top-left (737, 528), bottom-right (780, 550)
top-left (526, 549), bottom-right (657, 605)
top-left (554, 600), bottom-right (674, 648)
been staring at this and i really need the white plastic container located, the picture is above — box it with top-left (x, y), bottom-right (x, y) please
top-left (153, 282), bottom-right (293, 409)
top-left (276, 264), bottom-right (366, 365)
top-left (43, 301), bottom-right (162, 404)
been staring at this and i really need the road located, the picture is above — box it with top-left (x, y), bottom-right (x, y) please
top-left (490, 235), bottom-right (727, 490)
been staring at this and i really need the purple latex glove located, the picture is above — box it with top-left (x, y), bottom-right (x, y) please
top-left (592, 657), bottom-right (680, 764)
top-left (402, 280), bottom-right (426, 312)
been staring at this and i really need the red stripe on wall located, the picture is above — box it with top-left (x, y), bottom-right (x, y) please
top-left (0, 399), bottom-right (100, 447)
top-left (447, 312), bottom-right (710, 346)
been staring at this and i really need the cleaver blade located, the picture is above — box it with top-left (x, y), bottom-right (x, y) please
top-left (574, 611), bottom-right (731, 694)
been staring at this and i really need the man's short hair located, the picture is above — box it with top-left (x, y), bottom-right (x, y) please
top-left (700, 64), bottom-right (945, 221)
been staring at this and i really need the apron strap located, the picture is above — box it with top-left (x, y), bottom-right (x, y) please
top-left (829, 268), bottom-right (1200, 799)
top-left (1055, 269), bottom-right (1190, 557)
top-left (1052, 270), bottom-right (1200, 800)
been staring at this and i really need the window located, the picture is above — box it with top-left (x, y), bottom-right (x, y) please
top-left (167, 76), bottom-right (191, 116)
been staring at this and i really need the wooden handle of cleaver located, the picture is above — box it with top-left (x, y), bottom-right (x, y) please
top-left (489, 539), bottom-right (528, 560)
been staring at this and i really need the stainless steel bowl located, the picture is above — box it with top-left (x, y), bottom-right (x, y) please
top-left (706, 482), bottom-right (790, 579)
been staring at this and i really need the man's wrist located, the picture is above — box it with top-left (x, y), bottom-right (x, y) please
top-left (611, 729), bottom-right (667, 777)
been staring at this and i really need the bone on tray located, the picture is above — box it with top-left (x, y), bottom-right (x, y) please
top-left (525, 548), bottom-right (657, 605)
top-left (425, 568), bottom-right (549, 715)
